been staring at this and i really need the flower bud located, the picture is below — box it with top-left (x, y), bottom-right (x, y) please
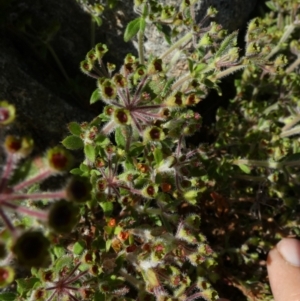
top-left (11, 231), bottom-right (50, 268)
top-left (144, 126), bottom-right (165, 142)
top-left (98, 79), bottom-right (117, 100)
top-left (142, 184), bottom-right (158, 198)
top-left (113, 73), bottom-right (127, 88)
top-left (107, 62), bottom-right (116, 73)
top-left (96, 178), bottom-right (107, 192)
top-left (148, 58), bottom-right (163, 74)
top-left (274, 54), bottom-right (288, 68)
top-left (247, 17), bottom-right (261, 32)
top-left (80, 60), bottom-right (94, 75)
top-left (47, 147), bottom-right (73, 172)
top-left (160, 6), bottom-right (175, 20)
top-left (185, 93), bottom-right (201, 106)
top-left (0, 266), bottom-right (14, 288)
top-left (86, 49), bottom-right (97, 62)
top-left (104, 105), bottom-right (114, 116)
top-left (206, 6), bottom-right (218, 18)
top-left (93, 4), bottom-right (104, 15)
top-left (95, 43), bottom-right (108, 59)
top-left (246, 42), bottom-right (260, 56)
top-left (31, 289), bottom-right (46, 300)
top-left (4, 135), bottom-right (33, 157)
top-left (198, 33), bottom-right (213, 47)
top-left (124, 53), bottom-right (137, 65)
top-left (0, 101), bottom-right (15, 125)
top-left (165, 91), bottom-right (185, 108)
top-left (113, 109), bottom-right (131, 125)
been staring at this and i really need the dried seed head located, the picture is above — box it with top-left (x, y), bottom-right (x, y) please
top-left (11, 231), bottom-right (50, 268)
top-left (66, 176), bottom-right (92, 203)
top-left (48, 200), bottom-right (79, 234)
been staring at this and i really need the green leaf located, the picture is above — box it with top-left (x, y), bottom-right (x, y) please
top-left (124, 18), bottom-right (141, 42)
top-left (155, 23), bottom-right (171, 44)
top-left (16, 278), bottom-right (40, 295)
top-left (106, 239), bottom-right (112, 252)
top-left (53, 245), bottom-right (65, 258)
top-left (129, 142), bottom-right (144, 157)
top-left (62, 135), bottom-right (84, 150)
top-left (0, 293), bottom-right (17, 301)
top-left (70, 168), bottom-right (83, 175)
top-left (68, 122), bottom-right (81, 136)
top-left (94, 291), bottom-right (106, 301)
top-left (140, 17), bottom-right (146, 32)
top-left (73, 241), bottom-right (85, 255)
top-left (90, 89), bottom-right (101, 104)
top-left (187, 58), bottom-right (194, 73)
top-left (115, 127), bottom-right (126, 148)
top-left (238, 164), bottom-right (251, 174)
top-left (55, 256), bottom-right (72, 272)
top-left (193, 63), bottom-right (207, 74)
top-left (265, 1), bottom-right (277, 11)
top-left (100, 201), bottom-right (113, 215)
top-left (93, 15), bottom-right (103, 27)
top-left (154, 148), bottom-right (163, 165)
top-left (215, 31), bottom-right (238, 58)
top-left (84, 144), bottom-right (96, 163)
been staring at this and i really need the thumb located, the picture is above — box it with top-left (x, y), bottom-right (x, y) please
top-left (267, 238), bottom-right (300, 301)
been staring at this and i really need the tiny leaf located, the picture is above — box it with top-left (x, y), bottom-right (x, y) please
top-left (238, 164), bottom-right (251, 174)
top-left (155, 23), bottom-right (171, 44)
top-left (84, 144), bottom-right (96, 163)
top-left (0, 293), bottom-right (17, 301)
top-left (62, 135), bottom-right (84, 150)
top-left (68, 122), bottom-right (82, 136)
top-left (93, 16), bottom-right (103, 27)
top-left (73, 241), bottom-right (86, 255)
top-left (16, 278), bottom-right (40, 295)
top-left (154, 148), bottom-right (163, 165)
top-left (100, 201), bottom-right (113, 215)
top-left (124, 18), bottom-right (141, 42)
top-left (90, 89), bottom-right (101, 104)
top-left (115, 127), bottom-right (126, 148)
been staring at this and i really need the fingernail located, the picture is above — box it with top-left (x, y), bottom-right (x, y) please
top-left (277, 238), bottom-right (300, 267)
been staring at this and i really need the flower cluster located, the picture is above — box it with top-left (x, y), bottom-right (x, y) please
top-left (2, 0), bottom-right (300, 301)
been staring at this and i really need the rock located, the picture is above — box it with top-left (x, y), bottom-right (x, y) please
top-left (0, 0), bottom-right (136, 153)
top-left (194, 0), bottom-right (258, 32)
top-left (0, 0), bottom-right (258, 153)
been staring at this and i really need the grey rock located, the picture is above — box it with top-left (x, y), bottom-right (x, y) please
top-left (195, 0), bottom-right (258, 32)
top-left (0, 0), bottom-right (257, 154)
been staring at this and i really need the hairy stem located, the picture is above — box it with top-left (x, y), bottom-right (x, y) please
top-left (160, 32), bottom-right (193, 60)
